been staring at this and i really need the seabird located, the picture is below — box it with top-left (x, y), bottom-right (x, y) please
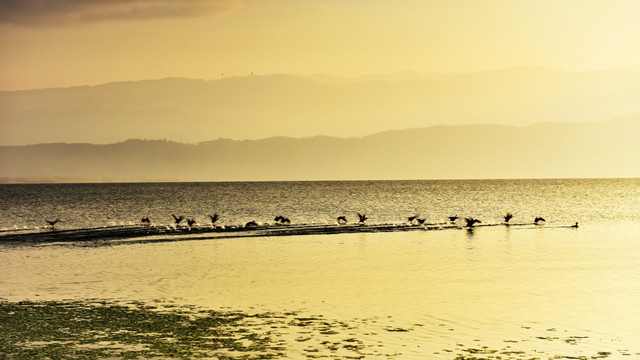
top-left (571, 222), bottom-right (579, 228)
top-left (449, 215), bottom-right (459, 223)
top-left (45, 219), bottom-right (61, 228)
top-left (172, 214), bottom-right (184, 226)
top-left (274, 215), bottom-right (291, 225)
top-left (416, 218), bottom-right (426, 225)
top-left (408, 215), bottom-right (419, 223)
top-left (504, 212), bottom-right (513, 223)
top-left (245, 220), bottom-right (258, 228)
top-left (186, 219), bottom-right (197, 228)
top-left (465, 217), bottom-right (481, 227)
top-left (357, 213), bottom-right (368, 224)
top-left (208, 213), bottom-right (219, 225)
top-left (141, 216), bottom-right (150, 224)
top-left (336, 216), bottom-right (347, 225)
top-left (534, 217), bottom-right (546, 225)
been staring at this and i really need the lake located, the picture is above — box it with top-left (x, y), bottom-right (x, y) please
top-left (1, 179), bottom-right (639, 359)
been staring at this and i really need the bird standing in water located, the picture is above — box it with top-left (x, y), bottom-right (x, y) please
top-left (245, 220), bottom-right (258, 228)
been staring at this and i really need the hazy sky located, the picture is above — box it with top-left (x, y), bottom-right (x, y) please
top-left (1, 0), bottom-right (640, 91)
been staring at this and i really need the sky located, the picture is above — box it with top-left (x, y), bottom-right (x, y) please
top-left (1, 0), bottom-right (640, 91)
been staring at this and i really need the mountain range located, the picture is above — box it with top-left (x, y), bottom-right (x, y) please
top-left (2, 66), bottom-right (640, 145)
top-left (1, 116), bottom-right (638, 182)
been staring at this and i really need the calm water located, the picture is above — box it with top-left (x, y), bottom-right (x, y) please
top-left (1, 179), bottom-right (639, 359)
top-left (1, 178), bottom-right (639, 230)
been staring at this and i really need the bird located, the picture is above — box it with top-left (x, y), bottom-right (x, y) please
top-left (208, 213), bottom-right (219, 225)
top-left (245, 220), bottom-right (258, 228)
top-left (172, 214), bottom-right (184, 226)
top-left (504, 212), bottom-right (513, 224)
top-left (186, 219), bottom-right (197, 228)
top-left (141, 217), bottom-right (151, 225)
top-left (416, 218), bottom-right (426, 225)
top-left (274, 215), bottom-right (291, 225)
top-left (357, 213), bottom-right (368, 224)
top-left (408, 215), bottom-right (419, 223)
top-left (465, 217), bottom-right (481, 227)
top-left (571, 222), bottom-right (579, 228)
top-left (448, 215), bottom-right (459, 223)
top-left (45, 219), bottom-right (61, 228)
top-left (336, 216), bottom-right (347, 225)
top-left (534, 217), bottom-right (546, 225)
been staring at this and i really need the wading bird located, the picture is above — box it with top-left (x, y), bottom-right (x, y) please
top-left (172, 214), bottom-right (184, 226)
top-left (465, 217), bottom-right (481, 227)
top-left (336, 216), bottom-right (347, 225)
top-left (186, 219), bottom-right (197, 228)
top-left (504, 212), bottom-right (513, 223)
top-left (534, 217), bottom-right (546, 224)
top-left (357, 213), bottom-right (368, 224)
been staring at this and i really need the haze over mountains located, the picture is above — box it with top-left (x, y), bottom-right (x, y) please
top-left (1, 66), bottom-right (640, 145)
top-left (1, 116), bottom-right (638, 182)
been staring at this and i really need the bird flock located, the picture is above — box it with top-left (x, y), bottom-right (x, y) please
top-left (44, 212), bottom-right (578, 229)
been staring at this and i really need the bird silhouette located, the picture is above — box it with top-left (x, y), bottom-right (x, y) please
top-left (45, 219), bottom-right (61, 228)
top-left (336, 216), bottom-right (347, 225)
top-left (274, 215), bottom-right (291, 225)
top-left (141, 216), bottom-right (150, 224)
top-left (408, 215), bottom-right (419, 223)
top-left (357, 213), bottom-right (368, 224)
top-left (534, 217), bottom-right (546, 224)
top-left (504, 212), bottom-right (513, 223)
top-left (208, 213), bottom-right (219, 225)
top-left (416, 218), bottom-right (426, 225)
top-left (448, 215), bottom-right (459, 223)
top-left (571, 222), bottom-right (579, 228)
top-left (172, 214), bottom-right (184, 226)
top-left (245, 220), bottom-right (258, 228)
top-left (465, 217), bottom-right (481, 227)
top-left (186, 219), bottom-right (197, 228)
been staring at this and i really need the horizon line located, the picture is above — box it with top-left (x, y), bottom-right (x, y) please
top-left (3, 63), bottom-right (640, 92)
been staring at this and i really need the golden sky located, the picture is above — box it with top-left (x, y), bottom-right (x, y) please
top-left (1, 0), bottom-right (640, 91)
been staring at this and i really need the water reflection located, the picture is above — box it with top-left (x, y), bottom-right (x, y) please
top-left (1, 224), bottom-right (639, 359)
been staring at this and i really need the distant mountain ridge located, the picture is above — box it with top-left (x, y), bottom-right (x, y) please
top-left (1, 66), bottom-right (640, 145)
top-left (1, 117), bottom-right (638, 182)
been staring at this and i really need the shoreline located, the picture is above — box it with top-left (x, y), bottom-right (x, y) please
top-left (0, 222), bottom-right (577, 245)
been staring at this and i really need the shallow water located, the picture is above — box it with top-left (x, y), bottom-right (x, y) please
top-left (1, 179), bottom-right (639, 359)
